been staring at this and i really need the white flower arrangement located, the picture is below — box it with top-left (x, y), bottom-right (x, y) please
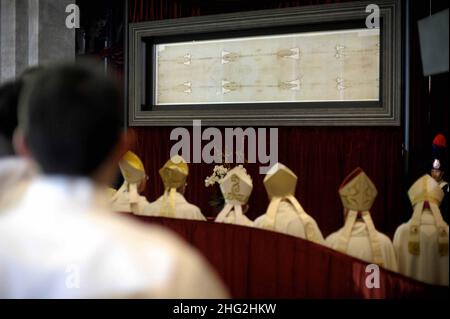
top-left (204, 147), bottom-right (249, 188)
top-left (204, 164), bottom-right (248, 187)
top-left (204, 165), bottom-right (229, 187)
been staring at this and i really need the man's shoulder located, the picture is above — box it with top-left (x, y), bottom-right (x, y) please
top-left (0, 208), bottom-right (220, 298)
top-left (325, 230), bottom-right (340, 244)
top-left (96, 212), bottom-right (228, 297)
top-left (91, 210), bottom-right (188, 248)
top-left (178, 199), bottom-right (203, 215)
top-left (376, 231), bottom-right (395, 247)
top-left (140, 196), bottom-right (163, 214)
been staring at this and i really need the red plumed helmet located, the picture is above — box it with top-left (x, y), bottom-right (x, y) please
top-left (433, 134), bottom-right (447, 148)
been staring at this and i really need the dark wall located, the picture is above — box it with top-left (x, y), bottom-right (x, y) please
top-left (408, 0), bottom-right (449, 185)
top-left (77, 0), bottom-right (449, 237)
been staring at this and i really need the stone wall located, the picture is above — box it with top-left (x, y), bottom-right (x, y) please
top-left (0, 0), bottom-right (75, 83)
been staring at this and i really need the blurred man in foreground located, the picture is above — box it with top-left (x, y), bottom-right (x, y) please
top-left (0, 63), bottom-right (228, 298)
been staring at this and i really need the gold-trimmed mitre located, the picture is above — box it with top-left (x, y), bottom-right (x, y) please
top-left (407, 174), bottom-right (448, 256)
top-left (119, 151), bottom-right (146, 184)
top-left (159, 155), bottom-right (189, 190)
top-left (263, 163), bottom-right (297, 199)
top-left (220, 166), bottom-right (253, 205)
top-left (408, 174), bottom-right (444, 207)
top-left (336, 168), bottom-right (383, 265)
top-left (114, 151), bottom-right (147, 214)
top-left (339, 167), bottom-right (377, 212)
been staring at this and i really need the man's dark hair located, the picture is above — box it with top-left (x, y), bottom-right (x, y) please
top-left (19, 63), bottom-right (123, 176)
top-left (0, 80), bottom-right (23, 156)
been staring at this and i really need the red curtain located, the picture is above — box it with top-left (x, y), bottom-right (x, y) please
top-left (129, 126), bottom-right (403, 237)
top-left (128, 215), bottom-right (448, 298)
top-left (127, 0), bottom-right (405, 238)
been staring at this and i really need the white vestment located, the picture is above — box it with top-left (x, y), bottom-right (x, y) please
top-left (326, 221), bottom-right (398, 272)
top-left (214, 207), bottom-right (254, 227)
top-left (110, 190), bottom-right (151, 214)
top-left (0, 157), bottom-right (36, 212)
top-left (0, 177), bottom-right (228, 298)
top-left (394, 210), bottom-right (449, 286)
top-left (254, 201), bottom-right (324, 243)
top-left (139, 192), bottom-right (206, 221)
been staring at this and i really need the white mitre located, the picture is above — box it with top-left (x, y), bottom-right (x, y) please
top-left (261, 163), bottom-right (322, 243)
top-left (335, 167), bottom-right (383, 265)
top-left (408, 174), bottom-right (448, 256)
top-left (215, 166), bottom-right (253, 225)
top-left (111, 151), bottom-right (146, 213)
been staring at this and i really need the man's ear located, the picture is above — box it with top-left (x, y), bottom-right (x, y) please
top-left (92, 132), bottom-right (130, 186)
top-left (13, 129), bottom-right (31, 158)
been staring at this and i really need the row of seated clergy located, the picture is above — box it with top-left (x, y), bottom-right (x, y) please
top-left (211, 164), bottom-right (395, 271)
top-left (110, 152), bottom-right (206, 221)
top-left (213, 163), bottom-right (324, 244)
top-left (250, 165), bottom-right (397, 271)
top-left (110, 152), bottom-right (448, 286)
top-left (213, 163), bottom-right (448, 286)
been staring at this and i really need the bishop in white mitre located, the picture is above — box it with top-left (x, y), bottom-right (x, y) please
top-left (110, 151), bottom-right (152, 214)
top-left (139, 155), bottom-right (206, 221)
top-left (326, 168), bottom-right (398, 271)
top-left (393, 174), bottom-right (449, 286)
top-left (214, 166), bottom-right (254, 227)
top-left (254, 163), bottom-right (324, 244)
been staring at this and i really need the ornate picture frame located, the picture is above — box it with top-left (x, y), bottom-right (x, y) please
top-left (128, 0), bottom-right (401, 126)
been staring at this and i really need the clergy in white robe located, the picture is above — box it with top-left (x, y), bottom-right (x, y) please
top-left (326, 168), bottom-right (398, 271)
top-left (110, 151), bottom-right (152, 214)
top-left (254, 163), bottom-right (324, 244)
top-left (393, 174), bottom-right (449, 286)
top-left (139, 155), bottom-right (206, 221)
top-left (0, 176), bottom-right (228, 298)
top-left (214, 166), bottom-right (254, 227)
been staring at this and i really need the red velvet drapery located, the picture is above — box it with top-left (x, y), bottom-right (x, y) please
top-left (129, 215), bottom-right (448, 298)
top-left (127, 0), bottom-right (406, 238)
top-left (128, 126), bottom-right (403, 237)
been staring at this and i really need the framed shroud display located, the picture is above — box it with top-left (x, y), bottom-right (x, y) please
top-left (128, 0), bottom-right (401, 126)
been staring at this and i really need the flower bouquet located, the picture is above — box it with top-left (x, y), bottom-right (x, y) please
top-left (205, 165), bottom-right (230, 213)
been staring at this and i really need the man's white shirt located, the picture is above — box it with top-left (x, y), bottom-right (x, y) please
top-left (0, 177), bottom-right (227, 298)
